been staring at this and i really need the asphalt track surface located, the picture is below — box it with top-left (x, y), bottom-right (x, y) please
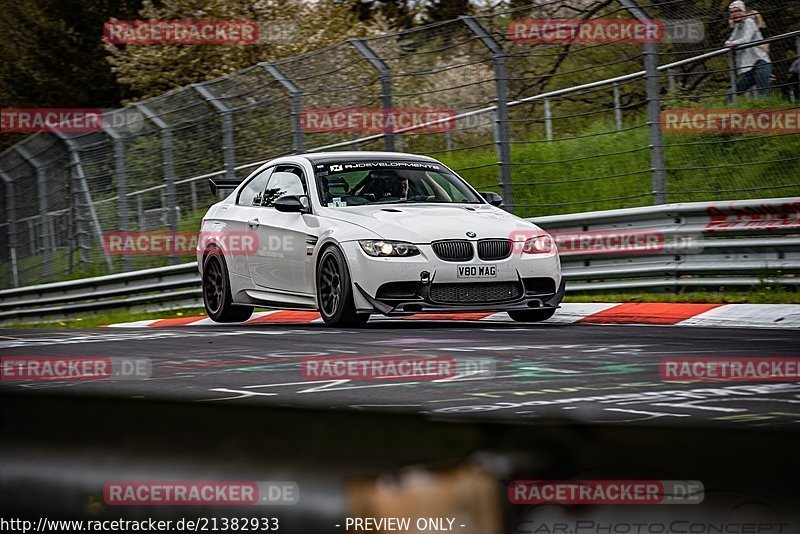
top-left (1, 320), bottom-right (800, 428)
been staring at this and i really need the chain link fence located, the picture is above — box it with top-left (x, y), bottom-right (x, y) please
top-left (1, 0), bottom-right (798, 288)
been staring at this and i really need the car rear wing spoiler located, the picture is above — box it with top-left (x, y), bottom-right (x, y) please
top-left (209, 178), bottom-right (242, 196)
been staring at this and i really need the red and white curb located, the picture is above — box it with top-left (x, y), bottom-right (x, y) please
top-left (105, 303), bottom-right (800, 329)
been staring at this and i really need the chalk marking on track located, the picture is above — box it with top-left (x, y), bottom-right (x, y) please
top-left (605, 408), bottom-right (690, 418)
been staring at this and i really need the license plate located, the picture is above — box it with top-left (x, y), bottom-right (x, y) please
top-left (457, 265), bottom-right (497, 278)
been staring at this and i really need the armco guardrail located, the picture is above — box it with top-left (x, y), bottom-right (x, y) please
top-left (0, 197), bottom-right (797, 324)
top-left (546, 197), bottom-right (800, 292)
top-left (0, 262), bottom-right (201, 323)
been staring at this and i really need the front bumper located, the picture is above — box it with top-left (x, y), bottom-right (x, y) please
top-left (342, 241), bottom-right (563, 316)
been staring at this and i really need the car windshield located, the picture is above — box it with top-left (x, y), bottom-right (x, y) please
top-left (315, 162), bottom-right (483, 206)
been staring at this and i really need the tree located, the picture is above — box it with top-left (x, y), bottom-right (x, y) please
top-left (0, 0), bottom-right (143, 108)
top-left (421, 0), bottom-right (474, 24)
top-left (105, 0), bottom-right (394, 99)
top-left (353, 0), bottom-right (420, 28)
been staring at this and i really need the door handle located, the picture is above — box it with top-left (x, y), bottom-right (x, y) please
top-left (247, 218), bottom-right (260, 229)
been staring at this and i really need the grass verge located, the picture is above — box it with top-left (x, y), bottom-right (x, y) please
top-left (565, 287), bottom-right (799, 304)
top-left (4, 307), bottom-right (207, 329)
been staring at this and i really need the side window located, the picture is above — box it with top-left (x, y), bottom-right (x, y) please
top-left (237, 167), bottom-right (274, 206)
top-left (263, 165), bottom-right (308, 207)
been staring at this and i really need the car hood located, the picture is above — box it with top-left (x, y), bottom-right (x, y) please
top-left (319, 204), bottom-right (541, 243)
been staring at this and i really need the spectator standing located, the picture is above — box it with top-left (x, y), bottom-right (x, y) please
top-left (725, 1), bottom-right (772, 98)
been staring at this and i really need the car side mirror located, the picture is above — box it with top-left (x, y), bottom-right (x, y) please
top-left (481, 191), bottom-right (503, 207)
top-left (274, 195), bottom-right (309, 213)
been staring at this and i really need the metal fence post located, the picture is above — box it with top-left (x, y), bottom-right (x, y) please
top-left (0, 170), bottom-right (19, 287)
top-left (618, 0), bottom-right (667, 205)
top-left (462, 16), bottom-right (514, 212)
top-left (612, 82), bottom-right (623, 131)
top-left (192, 83), bottom-right (237, 180)
top-left (190, 181), bottom-right (198, 212)
top-left (136, 194), bottom-right (144, 230)
top-left (349, 39), bottom-right (396, 152)
top-left (728, 49), bottom-right (738, 103)
top-left (64, 136), bottom-right (87, 271)
top-left (13, 145), bottom-right (51, 279)
top-left (644, 43), bottom-right (668, 205)
top-left (262, 63), bottom-right (305, 153)
top-left (101, 120), bottom-right (130, 271)
top-left (53, 133), bottom-right (113, 271)
top-left (667, 69), bottom-right (676, 92)
top-left (794, 36), bottom-right (800, 103)
top-left (132, 102), bottom-right (178, 264)
top-left (543, 99), bottom-right (553, 141)
top-left (27, 220), bottom-right (35, 255)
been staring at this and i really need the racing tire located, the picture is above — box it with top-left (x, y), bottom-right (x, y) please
top-left (507, 308), bottom-right (556, 323)
top-left (202, 249), bottom-right (254, 323)
top-left (317, 246), bottom-right (370, 327)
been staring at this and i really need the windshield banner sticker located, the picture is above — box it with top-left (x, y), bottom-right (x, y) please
top-left (322, 161), bottom-right (442, 174)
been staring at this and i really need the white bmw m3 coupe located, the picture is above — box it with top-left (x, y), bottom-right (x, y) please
top-left (197, 152), bottom-right (563, 326)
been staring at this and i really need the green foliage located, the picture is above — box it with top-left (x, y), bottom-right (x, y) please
top-left (437, 102), bottom-right (800, 217)
top-left (422, 0), bottom-right (474, 23)
top-left (6, 307), bottom-right (208, 328)
top-left (0, 0), bottom-right (144, 150)
top-left (106, 0), bottom-right (395, 99)
top-left (353, 1), bottom-right (420, 28)
top-left (0, 0), bottom-right (142, 108)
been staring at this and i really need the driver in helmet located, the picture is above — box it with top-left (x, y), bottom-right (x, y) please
top-left (384, 174), bottom-right (409, 199)
top-left (366, 170), bottom-right (409, 200)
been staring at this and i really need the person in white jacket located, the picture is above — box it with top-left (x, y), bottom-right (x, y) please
top-left (725, 0), bottom-right (772, 97)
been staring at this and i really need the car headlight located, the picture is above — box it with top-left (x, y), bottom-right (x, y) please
top-left (522, 235), bottom-right (554, 254)
top-left (359, 240), bottom-right (420, 257)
